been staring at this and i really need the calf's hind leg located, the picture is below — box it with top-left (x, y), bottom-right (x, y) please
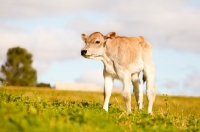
top-left (132, 73), bottom-right (143, 110)
top-left (144, 63), bottom-right (156, 114)
top-left (121, 73), bottom-right (132, 113)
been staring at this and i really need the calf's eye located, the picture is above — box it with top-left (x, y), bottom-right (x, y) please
top-left (95, 41), bottom-right (100, 44)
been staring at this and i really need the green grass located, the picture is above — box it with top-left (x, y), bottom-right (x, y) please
top-left (0, 87), bottom-right (200, 132)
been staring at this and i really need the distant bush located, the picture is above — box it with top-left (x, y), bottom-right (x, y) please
top-left (36, 83), bottom-right (51, 88)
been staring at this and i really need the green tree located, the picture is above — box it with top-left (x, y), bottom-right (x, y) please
top-left (0, 47), bottom-right (37, 86)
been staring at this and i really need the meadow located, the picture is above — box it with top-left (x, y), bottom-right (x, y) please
top-left (0, 87), bottom-right (199, 132)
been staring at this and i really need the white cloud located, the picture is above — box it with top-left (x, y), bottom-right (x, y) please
top-left (0, 24), bottom-right (83, 74)
top-left (67, 17), bottom-right (124, 36)
top-left (75, 70), bottom-right (104, 86)
top-left (159, 71), bottom-right (200, 96)
top-left (31, 26), bottom-right (82, 61)
top-left (1, 0), bottom-right (200, 53)
top-left (163, 80), bottom-right (180, 89)
top-left (184, 71), bottom-right (200, 90)
top-left (0, 0), bottom-right (113, 18)
top-left (66, 0), bottom-right (200, 53)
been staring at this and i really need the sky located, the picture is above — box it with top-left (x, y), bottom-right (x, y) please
top-left (0, 0), bottom-right (200, 96)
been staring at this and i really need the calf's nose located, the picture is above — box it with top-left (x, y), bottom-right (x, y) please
top-left (81, 50), bottom-right (87, 55)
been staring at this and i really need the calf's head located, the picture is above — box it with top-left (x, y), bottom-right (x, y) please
top-left (81, 32), bottom-right (116, 59)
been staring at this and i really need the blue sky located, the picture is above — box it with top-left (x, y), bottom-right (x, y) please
top-left (0, 0), bottom-right (200, 96)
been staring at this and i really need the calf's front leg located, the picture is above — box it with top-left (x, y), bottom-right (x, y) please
top-left (103, 71), bottom-right (113, 111)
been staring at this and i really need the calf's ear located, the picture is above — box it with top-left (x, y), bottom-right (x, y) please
top-left (105, 32), bottom-right (116, 39)
top-left (81, 33), bottom-right (88, 42)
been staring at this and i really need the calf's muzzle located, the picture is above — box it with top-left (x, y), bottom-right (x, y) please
top-left (81, 50), bottom-right (87, 55)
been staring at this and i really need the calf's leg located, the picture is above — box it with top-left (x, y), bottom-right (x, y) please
top-left (103, 71), bottom-right (113, 111)
top-left (132, 74), bottom-right (143, 110)
top-left (144, 63), bottom-right (156, 113)
top-left (121, 73), bottom-right (132, 112)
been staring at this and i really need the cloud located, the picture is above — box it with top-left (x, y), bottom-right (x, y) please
top-left (1, 0), bottom-right (200, 53)
top-left (0, 23), bottom-right (83, 74)
top-left (67, 17), bottom-right (124, 36)
top-left (0, 0), bottom-right (113, 18)
top-left (159, 67), bottom-right (200, 96)
top-left (163, 80), bottom-right (180, 89)
top-left (160, 71), bottom-right (200, 96)
top-left (184, 71), bottom-right (200, 90)
top-left (66, 0), bottom-right (200, 53)
top-left (75, 70), bottom-right (104, 86)
top-left (0, 0), bottom-right (192, 18)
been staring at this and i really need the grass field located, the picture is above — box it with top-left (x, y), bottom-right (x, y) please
top-left (0, 87), bottom-right (200, 132)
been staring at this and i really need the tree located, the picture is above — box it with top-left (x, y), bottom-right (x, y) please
top-left (0, 47), bottom-right (37, 86)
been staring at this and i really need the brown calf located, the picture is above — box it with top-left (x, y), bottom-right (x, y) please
top-left (81, 32), bottom-right (156, 113)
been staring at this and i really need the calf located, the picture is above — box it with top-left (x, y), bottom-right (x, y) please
top-left (81, 32), bottom-right (156, 113)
